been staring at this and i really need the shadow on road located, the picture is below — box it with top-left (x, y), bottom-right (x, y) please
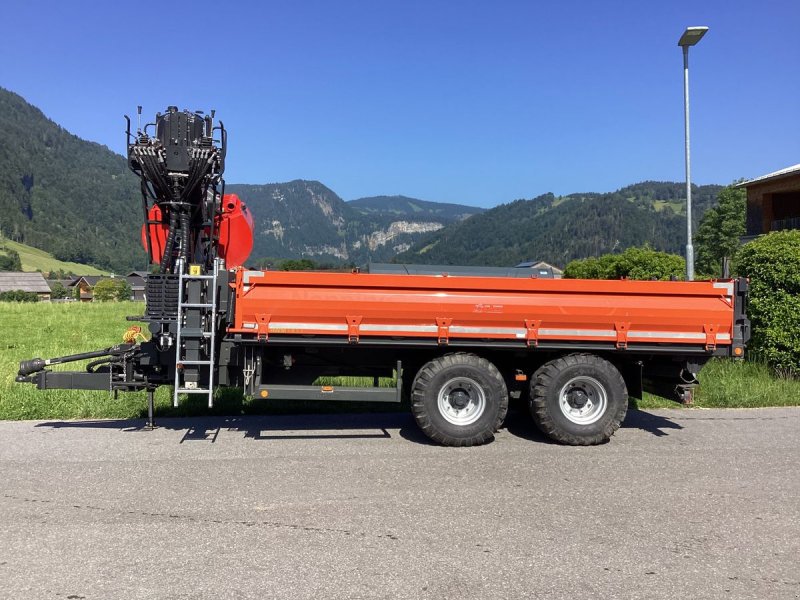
top-left (35, 412), bottom-right (407, 443)
top-left (504, 406), bottom-right (683, 441)
top-left (621, 409), bottom-right (684, 437)
top-left (35, 407), bottom-right (559, 446)
top-left (502, 407), bottom-right (555, 444)
top-left (34, 406), bottom-right (683, 444)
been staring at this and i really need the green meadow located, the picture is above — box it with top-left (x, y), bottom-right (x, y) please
top-left (1, 301), bottom-right (798, 421)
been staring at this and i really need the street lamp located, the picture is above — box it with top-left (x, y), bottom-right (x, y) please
top-left (678, 26), bottom-right (708, 281)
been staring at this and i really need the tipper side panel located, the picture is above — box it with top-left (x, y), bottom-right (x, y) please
top-left (229, 270), bottom-right (737, 349)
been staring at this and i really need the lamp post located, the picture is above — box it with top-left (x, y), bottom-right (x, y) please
top-left (678, 26), bottom-right (708, 281)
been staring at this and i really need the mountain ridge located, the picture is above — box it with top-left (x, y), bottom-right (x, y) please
top-left (397, 182), bottom-right (723, 268)
top-left (0, 87), bottom-right (728, 272)
top-left (348, 195), bottom-right (483, 221)
top-left (226, 183), bottom-right (481, 264)
top-left (0, 87), bottom-right (144, 272)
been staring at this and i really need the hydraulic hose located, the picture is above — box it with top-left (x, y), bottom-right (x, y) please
top-left (180, 210), bottom-right (191, 263)
top-left (18, 346), bottom-right (121, 377)
top-left (160, 211), bottom-right (178, 273)
top-left (85, 357), bottom-right (114, 373)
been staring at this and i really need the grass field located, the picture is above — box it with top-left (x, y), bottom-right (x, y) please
top-left (638, 358), bottom-right (800, 409)
top-left (1, 301), bottom-right (798, 421)
top-left (1, 239), bottom-right (108, 275)
top-left (0, 302), bottom-right (401, 420)
top-left (651, 199), bottom-right (684, 214)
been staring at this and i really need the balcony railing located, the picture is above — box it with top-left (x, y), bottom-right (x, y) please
top-left (772, 217), bottom-right (800, 231)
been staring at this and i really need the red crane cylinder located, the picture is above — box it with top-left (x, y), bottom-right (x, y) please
top-left (141, 193), bottom-right (254, 268)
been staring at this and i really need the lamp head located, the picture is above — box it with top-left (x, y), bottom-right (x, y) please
top-left (679, 26), bottom-right (709, 47)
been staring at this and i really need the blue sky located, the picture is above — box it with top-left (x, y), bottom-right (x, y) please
top-left (1, 0), bottom-right (798, 207)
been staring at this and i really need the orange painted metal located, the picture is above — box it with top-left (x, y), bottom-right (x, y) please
top-left (140, 194), bottom-right (254, 267)
top-left (215, 194), bottom-right (254, 268)
top-left (229, 270), bottom-right (736, 348)
top-left (141, 204), bottom-right (168, 264)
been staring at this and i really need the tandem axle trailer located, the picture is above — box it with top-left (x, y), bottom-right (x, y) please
top-left (16, 106), bottom-right (750, 446)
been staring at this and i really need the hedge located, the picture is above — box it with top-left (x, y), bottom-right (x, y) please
top-left (735, 230), bottom-right (800, 375)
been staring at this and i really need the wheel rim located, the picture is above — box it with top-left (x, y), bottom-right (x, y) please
top-left (558, 376), bottom-right (608, 425)
top-left (437, 377), bottom-right (486, 426)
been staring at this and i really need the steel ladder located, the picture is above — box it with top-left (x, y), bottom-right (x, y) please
top-left (172, 258), bottom-right (219, 408)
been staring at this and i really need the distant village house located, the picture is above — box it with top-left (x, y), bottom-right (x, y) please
top-left (126, 271), bottom-right (148, 302)
top-left (68, 273), bottom-right (147, 302)
top-left (71, 276), bottom-right (105, 302)
top-left (738, 163), bottom-right (800, 242)
top-left (0, 272), bottom-right (52, 301)
top-left (514, 261), bottom-right (564, 279)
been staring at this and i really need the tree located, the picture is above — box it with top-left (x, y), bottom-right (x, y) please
top-left (564, 246), bottom-right (685, 280)
top-left (695, 184), bottom-right (746, 277)
top-left (0, 290), bottom-right (38, 302)
top-left (46, 269), bottom-right (76, 280)
top-left (49, 281), bottom-right (68, 299)
top-left (92, 278), bottom-right (132, 302)
top-left (279, 258), bottom-right (316, 271)
top-left (734, 230), bottom-right (800, 375)
top-left (0, 249), bottom-right (22, 271)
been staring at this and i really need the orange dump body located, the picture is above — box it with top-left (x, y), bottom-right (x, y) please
top-left (229, 270), bottom-right (738, 351)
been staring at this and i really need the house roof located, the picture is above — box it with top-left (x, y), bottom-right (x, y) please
top-left (124, 275), bottom-right (145, 290)
top-left (127, 271), bottom-right (150, 279)
top-left (736, 163), bottom-right (800, 188)
top-left (0, 272), bottom-right (52, 293)
top-left (73, 276), bottom-right (106, 287)
top-left (515, 260), bottom-right (564, 274)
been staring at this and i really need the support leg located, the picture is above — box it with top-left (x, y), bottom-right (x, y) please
top-left (675, 383), bottom-right (696, 405)
top-left (146, 389), bottom-right (156, 429)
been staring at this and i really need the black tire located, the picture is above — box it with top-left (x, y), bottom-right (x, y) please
top-left (411, 353), bottom-right (508, 447)
top-left (529, 353), bottom-right (627, 445)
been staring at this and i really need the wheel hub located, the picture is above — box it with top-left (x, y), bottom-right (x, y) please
top-left (566, 387), bottom-right (589, 408)
top-left (450, 389), bottom-right (470, 409)
top-left (558, 376), bottom-right (608, 425)
top-left (437, 377), bottom-right (487, 426)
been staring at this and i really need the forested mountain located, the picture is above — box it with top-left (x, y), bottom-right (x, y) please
top-left (0, 87), bottom-right (144, 272)
top-left (348, 195), bottom-right (482, 222)
top-left (227, 181), bottom-right (351, 261)
top-left (0, 88), bottom-right (467, 271)
top-left (346, 194), bottom-right (482, 261)
top-left (0, 87), bottom-right (728, 272)
top-left (396, 182), bottom-right (723, 267)
top-left (228, 184), bottom-right (480, 264)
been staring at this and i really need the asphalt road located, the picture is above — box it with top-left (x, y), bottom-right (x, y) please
top-left (1, 407), bottom-right (798, 600)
